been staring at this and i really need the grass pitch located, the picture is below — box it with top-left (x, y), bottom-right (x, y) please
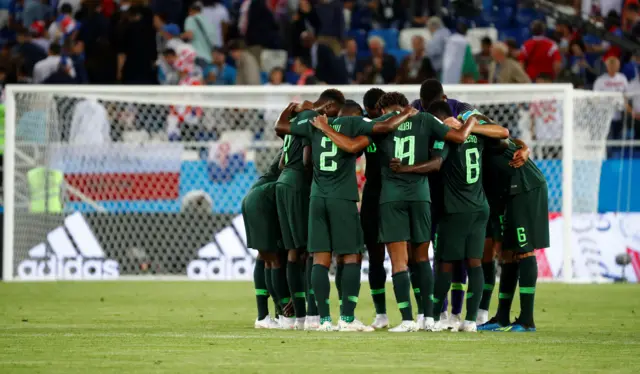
top-left (1, 282), bottom-right (639, 374)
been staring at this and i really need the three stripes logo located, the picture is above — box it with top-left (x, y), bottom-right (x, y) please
top-left (187, 214), bottom-right (254, 280)
top-left (17, 212), bottom-right (120, 280)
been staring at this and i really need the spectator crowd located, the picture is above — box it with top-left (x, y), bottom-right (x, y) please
top-left (1, 0), bottom-right (640, 151)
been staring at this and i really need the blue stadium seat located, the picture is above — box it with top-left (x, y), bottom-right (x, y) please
top-left (498, 27), bottom-right (521, 43)
top-left (387, 49), bottom-right (411, 66)
top-left (347, 29), bottom-right (368, 52)
top-left (260, 71), bottom-right (268, 84)
top-left (369, 29), bottom-right (399, 50)
top-left (483, 7), bottom-right (514, 29)
top-left (515, 7), bottom-right (544, 26)
top-left (284, 71), bottom-right (299, 85)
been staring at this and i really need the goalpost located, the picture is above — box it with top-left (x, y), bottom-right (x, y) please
top-left (2, 84), bottom-right (623, 282)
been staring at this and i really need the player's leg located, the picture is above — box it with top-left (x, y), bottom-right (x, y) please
top-left (508, 185), bottom-right (549, 332)
top-left (379, 201), bottom-right (417, 332)
top-left (304, 253), bottom-right (320, 330)
top-left (308, 197), bottom-right (334, 330)
top-left (361, 190), bottom-right (388, 327)
top-left (409, 201), bottom-right (434, 330)
top-left (335, 254), bottom-right (345, 315)
top-left (459, 210), bottom-right (489, 332)
top-left (271, 251), bottom-right (295, 328)
top-left (407, 252), bottom-right (424, 321)
top-left (330, 199), bottom-right (373, 332)
top-left (432, 214), bottom-right (465, 331)
top-left (477, 237), bottom-right (499, 325)
top-left (253, 252), bottom-right (279, 328)
top-left (287, 249), bottom-right (307, 329)
top-left (447, 261), bottom-right (466, 330)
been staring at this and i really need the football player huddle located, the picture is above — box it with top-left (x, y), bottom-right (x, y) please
top-left (242, 79), bottom-right (549, 333)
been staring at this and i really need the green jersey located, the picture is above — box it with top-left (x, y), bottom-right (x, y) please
top-left (485, 140), bottom-right (547, 195)
top-left (252, 149), bottom-right (283, 189)
top-left (290, 112), bottom-right (375, 201)
top-left (378, 112), bottom-right (451, 204)
top-left (277, 130), bottom-right (311, 187)
top-left (441, 134), bottom-right (488, 214)
top-left (363, 138), bottom-right (382, 188)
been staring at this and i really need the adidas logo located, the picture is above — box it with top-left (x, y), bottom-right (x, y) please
top-left (17, 212), bottom-right (120, 280)
top-left (187, 215), bottom-right (254, 280)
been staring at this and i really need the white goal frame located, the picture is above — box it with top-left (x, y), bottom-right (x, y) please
top-left (2, 84), bottom-right (622, 282)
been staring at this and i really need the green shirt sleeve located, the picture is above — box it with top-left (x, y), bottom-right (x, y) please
top-left (290, 110), bottom-right (316, 138)
top-left (431, 140), bottom-right (449, 161)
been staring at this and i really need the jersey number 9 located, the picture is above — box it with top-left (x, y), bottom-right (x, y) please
top-left (394, 136), bottom-right (415, 166)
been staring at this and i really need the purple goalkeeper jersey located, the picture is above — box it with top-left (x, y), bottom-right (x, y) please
top-left (410, 98), bottom-right (475, 118)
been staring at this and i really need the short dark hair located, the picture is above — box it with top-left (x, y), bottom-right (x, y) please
top-left (227, 39), bottom-right (244, 51)
top-left (60, 2), bottom-right (73, 14)
top-left (420, 79), bottom-right (444, 108)
top-left (427, 101), bottom-right (453, 119)
top-left (298, 56), bottom-right (312, 68)
top-left (568, 39), bottom-right (586, 55)
top-left (481, 36), bottom-right (492, 45)
top-left (49, 43), bottom-right (62, 55)
top-left (456, 22), bottom-right (468, 36)
top-left (531, 20), bottom-right (546, 36)
top-left (342, 100), bottom-right (364, 116)
top-left (190, 1), bottom-right (203, 11)
top-left (376, 92), bottom-right (409, 110)
top-left (319, 89), bottom-right (346, 106)
top-left (163, 48), bottom-right (176, 57)
top-left (363, 88), bottom-right (385, 111)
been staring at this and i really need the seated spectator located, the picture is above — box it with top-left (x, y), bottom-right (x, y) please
top-left (30, 21), bottom-right (49, 52)
top-left (594, 56), bottom-right (628, 141)
top-left (294, 56), bottom-right (318, 85)
top-left (33, 42), bottom-right (76, 83)
top-left (12, 27), bottom-right (47, 77)
top-left (489, 41), bottom-right (531, 84)
top-left (426, 16), bottom-right (450, 78)
top-left (183, 1), bottom-right (216, 70)
top-left (300, 30), bottom-right (346, 84)
top-left (266, 67), bottom-right (288, 85)
top-left (362, 35), bottom-right (396, 84)
top-left (338, 37), bottom-right (362, 83)
top-left (204, 47), bottom-right (236, 85)
top-left (475, 36), bottom-right (492, 83)
top-left (228, 39), bottom-right (261, 85)
top-left (157, 49), bottom-right (180, 85)
top-left (397, 35), bottom-right (435, 84)
top-left (520, 20), bottom-right (562, 80)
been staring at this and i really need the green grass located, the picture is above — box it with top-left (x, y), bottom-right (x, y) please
top-left (1, 282), bottom-right (640, 373)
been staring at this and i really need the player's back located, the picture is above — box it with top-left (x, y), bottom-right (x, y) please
top-left (278, 134), bottom-right (310, 187)
top-left (441, 134), bottom-right (488, 214)
top-left (378, 112), bottom-right (436, 204)
top-left (309, 116), bottom-right (373, 201)
top-left (485, 140), bottom-right (546, 195)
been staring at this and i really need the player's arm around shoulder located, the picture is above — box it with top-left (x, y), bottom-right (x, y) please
top-left (465, 112), bottom-right (510, 139)
top-left (274, 102), bottom-right (314, 137)
top-left (310, 114), bottom-right (371, 154)
top-left (370, 106), bottom-right (419, 134)
top-left (390, 140), bottom-right (448, 175)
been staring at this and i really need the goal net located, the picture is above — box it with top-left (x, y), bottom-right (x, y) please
top-left (2, 85), bottom-right (624, 282)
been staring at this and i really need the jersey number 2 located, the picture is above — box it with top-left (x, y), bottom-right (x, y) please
top-left (320, 137), bottom-right (338, 171)
top-left (394, 136), bottom-right (415, 165)
top-left (465, 148), bottom-right (480, 184)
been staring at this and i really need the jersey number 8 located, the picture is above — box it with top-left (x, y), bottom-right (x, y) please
top-left (465, 148), bottom-right (480, 184)
top-left (320, 136), bottom-right (338, 171)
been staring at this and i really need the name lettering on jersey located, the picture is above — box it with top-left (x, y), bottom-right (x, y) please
top-left (398, 121), bottom-right (412, 131)
top-left (464, 135), bottom-right (478, 144)
top-left (331, 124), bottom-right (342, 132)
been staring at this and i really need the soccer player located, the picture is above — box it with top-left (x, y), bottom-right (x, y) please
top-left (275, 97), bottom-right (418, 331)
top-left (426, 101), bottom-right (509, 332)
top-left (274, 91), bottom-right (346, 330)
top-left (242, 149), bottom-right (287, 329)
top-left (360, 88), bottom-right (391, 329)
top-left (478, 138), bottom-right (548, 332)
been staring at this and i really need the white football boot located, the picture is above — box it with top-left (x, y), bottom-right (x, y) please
top-left (293, 317), bottom-right (306, 330)
top-left (422, 317), bottom-right (435, 331)
top-left (476, 309), bottom-right (489, 325)
top-left (254, 316), bottom-right (280, 329)
top-left (279, 316), bottom-right (296, 330)
top-left (416, 314), bottom-right (425, 328)
top-left (448, 313), bottom-right (462, 331)
top-left (316, 320), bottom-right (334, 331)
top-left (388, 320), bottom-right (419, 332)
top-left (458, 320), bottom-right (477, 332)
top-left (370, 314), bottom-right (389, 329)
top-left (338, 319), bottom-right (375, 332)
top-left (304, 316), bottom-right (320, 330)
top-left (432, 319), bottom-right (448, 332)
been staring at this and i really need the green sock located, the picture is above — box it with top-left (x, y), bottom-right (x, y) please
top-left (368, 260), bottom-right (387, 314)
top-left (264, 267), bottom-right (278, 315)
top-left (408, 262), bottom-right (424, 315)
top-left (253, 259), bottom-right (270, 320)
top-left (417, 260), bottom-right (434, 318)
top-left (392, 271), bottom-right (413, 321)
top-left (496, 261), bottom-right (519, 326)
top-left (272, 267), bottom-right (290, 311)
top-left (465, 265), bottom-right (484, 322)
top-left (287, 261), bottom-right (306, 318)
top-left (518, 256), bottom-right (538, 327)
top-left (432, 270), bottom-right (452, 322)
top-left (335, 262), bottom-right (344, 315)
top-left (305, 256), bottom-right (318, 316)
top-left (340, 263), bottom-right (361, 322)
top-left (311, 264), bottom-right (331, 320)
top-left (479, 261), bottom-right (496, 311)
